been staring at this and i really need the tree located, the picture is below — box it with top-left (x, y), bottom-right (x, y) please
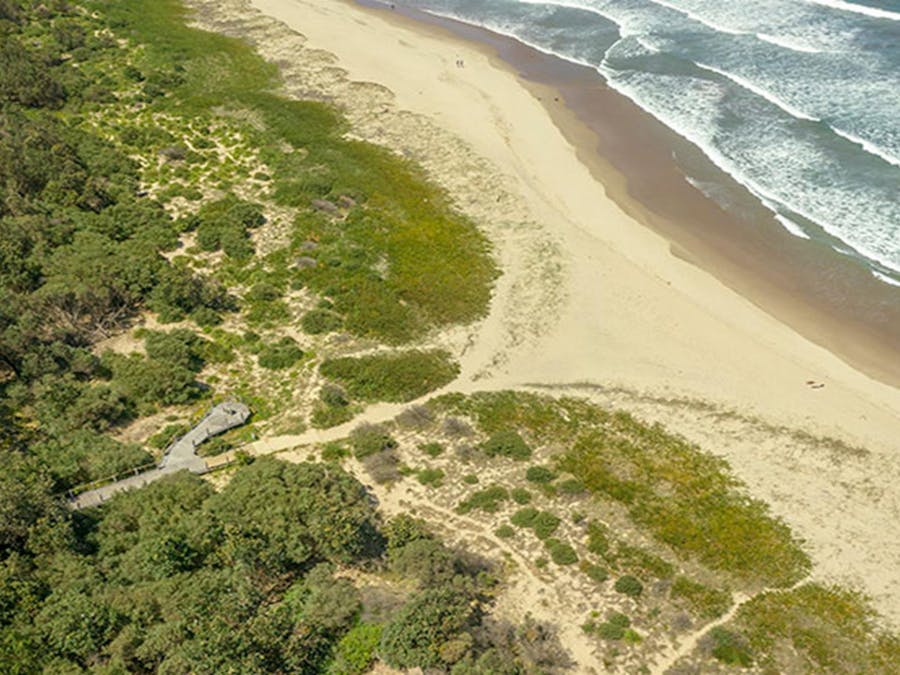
top-left (0, 38), bottom-right (65, 108)
top-left (0, 452), bottom-right (65, 558)
top-left (206, 458), bottom-right (381, 570)
top-left (105, 351), bottom-right (201, 410)
top-left (380, 587), bottom-right (476, 669)
top-left (143, 329), bottom-right (206, 372)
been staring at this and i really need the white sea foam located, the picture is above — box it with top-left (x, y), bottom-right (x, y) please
top-left (803, 0), bottom-right (900, 21)
top-left (830, 127), bottom-right (900, 168)
top-left (756, 32), bottom-right (825, 54)
top-left (873, 270), bottom-right (900, 287)
top-left (516, 0), bottom-right (638, 37)
top-left (642, 0), bottom-right (744, 35)
top-left (774, 214), bottom-right (812, 239)
top-left (693, 62), bottom-right (820, 122)
top-left (411, 4), bottom-right (602, 69)
top-left (600, 63), bottom-right (900, 273)
top-left (412, 0), bottom-right (900, 275)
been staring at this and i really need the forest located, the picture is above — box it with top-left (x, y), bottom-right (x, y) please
top-left (0, 0), bottom-right (547, 671)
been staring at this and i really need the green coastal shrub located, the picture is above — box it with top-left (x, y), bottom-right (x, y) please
top-left (586, 522), bottom-right (611, 558)
top-left (195, 195), bottom-right (265, 259)
top-left (526, 465), bottom-right (555, 484)
top-left (257, 337), bottom-right (303, 369)
top-left (510, 509), bottom-right (560, 540)
top-left (312, 385), bottom-right (353, 428)
top-left (320, 384), bottom-right (349, 408)
top-left (670, 577), bottom-right (732, 619)
top-left (379, 588), bottom-right (475, 669)
top-left (350, 426), bottom-right (397, 459)
top-left (495, 525), bottom-right (515, 539)
top-left (433, 391), bottom-right (811, 587)
top-left (320, 350), bottom-right (459, 403)
top-left (302, 308), bottom-right (343, 334)
top-left (312, 404), bottom-right (354, 429)
top-left (481, 430), bottom-right (531, 460)
top-left (328, 623), bottom-right (382, 675)
top-left (544, 538), bottom-right (578, 565)
top-left (419, 442), bottom-right (445, 458)
top-left (616, 543), bottom-right (675, 580)
top-left (511, 487), bottom-right (532, 504)
top-left (456, 485), bottom-right (508, 514)
top-left (510, 508), bottom-right (539, 528)
top-left (709, 627), bottom-right (753, 667)
top-left (532, 512), bottom-right (561, 540)
top-left (148, 422), bottom-right (190, 449)
top-left (582, 563), bottom-right (609, 584)
top-left (614, 575), bottom-right (644, 598)
top-left (416, 468), bottom-right (445, 487)
top-left (558, 478), bottom-right (585, 495)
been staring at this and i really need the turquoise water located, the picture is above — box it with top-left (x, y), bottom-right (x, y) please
top-left (390, 0), bottom-right (900, 286)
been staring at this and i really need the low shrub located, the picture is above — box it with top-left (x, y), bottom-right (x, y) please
top-left (670, 577), bottom-right (731, 619)
top-left (350, 425), bottom-right (397, 459)
top-left (320, 350), bottom-right (459, 403)
top-left (510, 507), bottom-right (539, 528)
top-left (596, 622), bottom-right (625, 641)
top-left (462, 474), bottom-right (479, 485)
top-left (257, 337), bottom-right (303, 369)
top-left (532, 512), bottom-right (561, 540)
top-left (419, 442), bottom-right (444, 457)
top-left (456, 485), bottom-right (508, 514)
top-left (148, 422), bottom-right (190, 449)
top-left (614, 575), bottom-right (644, 598)
top-left (312, 404), bottom-right (354, 429)
top-left (495, 525), bottom-right (515, 539)
top-left (582, 563), bottom-right (609, 584)
top-left (320, 384), bottom-right (349, 408)
top-left (416, 468), bottom-right (445, 487)
top-left (558, 478), bottom-right (585, 495)
top-left (511, 487), bottom-right (532, 504)
top-left (481, 430), bottom-right (532, 461)
top-left (525, 466), bottom-right (556, 484)
top-left (302, 308), bottom-right (343, 334)
top-left (708, 627), bottom-right (753, 667)
top-left (328, 623), bottom-right (382, 675)
top-left (586, 521), bottom-right (611, 558)
top-left (362, 450), bottom-right (400, 484)
top-left (608, 612), bottom-right (631, 629)
top-left (616, 543), bottom-right (675, 580)
top-left (321, 442), bottom-right (349, 462)
top-left (544, 538), bottom-right (578, 565)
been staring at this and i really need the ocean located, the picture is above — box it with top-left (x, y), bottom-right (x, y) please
top-left (387, 0), bottom-right (900, 287)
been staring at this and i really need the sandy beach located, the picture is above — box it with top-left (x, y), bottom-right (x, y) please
top-left (190, 0), bottom-right (900, 628)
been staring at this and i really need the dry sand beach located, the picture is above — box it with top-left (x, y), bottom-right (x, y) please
top-left (190, 0), bottom-right (900, 633)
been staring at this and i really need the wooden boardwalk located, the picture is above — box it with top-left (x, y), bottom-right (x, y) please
top-left (68, 402), bottom-right (250, 509)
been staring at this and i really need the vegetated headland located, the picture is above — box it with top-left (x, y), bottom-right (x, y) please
top-left (0, 0), bottom-right (897, 672)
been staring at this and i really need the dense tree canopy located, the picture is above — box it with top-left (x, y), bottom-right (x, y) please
top-left (0, 3), bottom-right (567, 672)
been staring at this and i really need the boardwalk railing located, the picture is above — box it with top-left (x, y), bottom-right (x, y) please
top-left (67, 461), bottom-right (161, 498)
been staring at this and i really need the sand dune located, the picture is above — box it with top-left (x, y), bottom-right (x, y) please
top-left (189, 0), bottom-right (900, 626)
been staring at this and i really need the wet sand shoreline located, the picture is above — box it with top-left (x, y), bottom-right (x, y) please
top-left (360, 0), bottom-right (900, 388)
